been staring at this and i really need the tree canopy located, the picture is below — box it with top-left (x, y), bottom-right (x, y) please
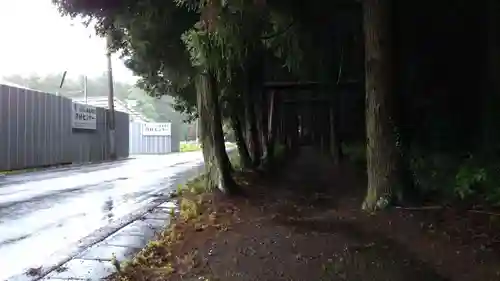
top-left (52, 0), bottom-right (500, 212)
top-left (2, 73), bottom-right (198, 140)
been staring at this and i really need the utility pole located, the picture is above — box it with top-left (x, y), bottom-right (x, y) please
top-left (106, 33), bottom-right (117, 160)
top-left (57, 70), bottom-right (67, 96)
top-left (195, 118), bottom-right (199, 143)
top-left (83, 75), bottom-right (88, 104)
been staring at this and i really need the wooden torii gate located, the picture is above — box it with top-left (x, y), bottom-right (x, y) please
top-left (262, 81), bottom-right (343, 162)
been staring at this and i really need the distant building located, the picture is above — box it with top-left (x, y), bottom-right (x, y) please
top-left (71, 96), bottom-right (151, 122)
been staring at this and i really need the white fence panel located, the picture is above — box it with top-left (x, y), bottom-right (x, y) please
top-left (130, 122), bottom-right (179, 154)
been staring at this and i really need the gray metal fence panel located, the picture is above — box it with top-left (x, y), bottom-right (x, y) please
top-left (170, 122), bottom-right (180, 152)
top-left (0, 85), bottom-right (129, 171)
top-left (0, 86), bottom-right (7, 167)
top-left (116, 111), bottom-right (130, 157)
top-left (129, 122), bottom-right (172, 154)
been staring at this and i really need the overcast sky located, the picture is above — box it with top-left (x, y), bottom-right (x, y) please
top-left (0, 0), bottom-right (136, 83)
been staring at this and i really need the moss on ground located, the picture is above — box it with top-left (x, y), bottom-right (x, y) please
top-left (180, 142), bottom-right (202, 152)
top-left (109, 170), bottom-right (238, 281)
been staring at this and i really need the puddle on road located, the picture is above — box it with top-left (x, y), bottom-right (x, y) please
top-left (0, 180), bottom-right (118, 219)
top-left (102, 197), bottom-right (115, 223)
top-left (0, 233), bottom-right (31, 247)
top-left (25, 266), bottom-right (43, 277)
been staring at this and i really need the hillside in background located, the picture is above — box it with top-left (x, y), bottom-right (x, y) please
top-left (2, 73), bottom-right (197, 141)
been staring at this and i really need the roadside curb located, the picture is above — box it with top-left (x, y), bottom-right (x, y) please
top-left (41, 202), bottom-right (177, 281)
top-left (4, 152), bottom-right (212, 281)
top-left (8, 196), bottom-right (177, 281)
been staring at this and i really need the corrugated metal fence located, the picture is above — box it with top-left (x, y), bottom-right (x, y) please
top-left (0, 84), bottom-right (129, 171)
top-left (129, 122), bottom-right (180, 154)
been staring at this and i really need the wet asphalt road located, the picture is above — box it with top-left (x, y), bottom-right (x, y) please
top-left (0, 152), bottom-right (206, 281)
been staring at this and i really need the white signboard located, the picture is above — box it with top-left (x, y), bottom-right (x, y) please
top-left (72, 103), bottom-right (97, 130)
top-left (142, 123), bottom-right (171, 136)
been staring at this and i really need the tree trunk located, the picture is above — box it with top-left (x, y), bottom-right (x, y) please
top-left (255, 100), bottom-right (266, 157)
top-left (266, 90), bottom-right (279, 163)
top-left (362, 0), bottom-right (400, 211)
top-left (196, 71), bottom-right (239, 194)
top-left (320, 104), bottom-right (328, 151)
top-left (317, 105), bottom-right (322, 148)
top-left (329, 97), bottom-right (343, 164)
top-left (289, 103), bottom-right (299, 152)
top-left (230, 111), bottom-right (252, 169)
top-left (483, 0), bottom-right (500, 149)
top-left (284, 105), bottom-right (292, 150)
top-left (319, 103), bottom-right (328, 150)
top-left (244, 73), bottom-right (262, 168)
top-left (260, 91), bottom-right (269, 158)
top-left (278, 103), bottom-right (286, 145)
top-left (309, 104), bottom-right (316, 145)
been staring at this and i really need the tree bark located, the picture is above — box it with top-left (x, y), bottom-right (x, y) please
top-left (230, 110), bottom-right (252, 169)
top-left (283, 104), bottom-right (292, 150)
top-left (483, 0), bottom-right (500, 148)
top-left (362, 0), bottom-right (400, 211)
top-left (329, 103), bottom-right (343, 164)
top-left (278, 102), bottom-right (286, 145)
top-left (260, 91), bottom-right (269, 158)
top-left (289, 103), bottom-right (299, 152)
top-left (244, 71), bottom-right (263, 168)
top-left (266, 90), bottom-right (279, 163)
top-left (196, 71), bottom-right (239, 194)
top-left (320, 104), bottom-right (327, 151)
top-left (319, 104), bottom-right (328, 150)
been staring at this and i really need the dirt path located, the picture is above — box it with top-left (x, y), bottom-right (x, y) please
top-left (115, 147), bottom-right (500, 281)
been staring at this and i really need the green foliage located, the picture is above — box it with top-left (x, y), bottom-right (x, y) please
top-left (53, 0), bottom-right (200, 118)
top-left (485, 188), bottom-right (500, 207)
top-left (455, 160), bottom-right (500, 207)
top-left (452, 161), bottom-right (500, 207)
top-left (50, 0), bottom-right (500, 214)
top-left (180, 142), bottom-right (201, 152)
top-left (176, 174), bottom-right (207, 197)
top-left (180, 198), bottom-right (199, 221)
top-left (408, 150), bottom-right (500, 206)
top-left (342, 143), bottom-right (366, 166)
top-left (52, 0), bottom-right (318, 124)
top-left (454, 160), bottom-right (487, 200)
top-left (262, 12), bottom-right (303, 74)
top-left (273, 143), bottom-right (287, 159)
top-left (180, 1), bottom-right (266, 87)
top-left (187, 175), bottom-right (208, 194)
top-left (409, 152), bottom-right (457, 199)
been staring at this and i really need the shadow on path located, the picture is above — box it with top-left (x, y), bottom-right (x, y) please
top-left (212, 146), bottom-right (499, 281)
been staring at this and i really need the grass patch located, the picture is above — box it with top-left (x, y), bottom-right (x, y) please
top-left (109, 171), bottom-right (236, 281)
top-left (180, 198), bottom-right (200, 221)
top-left (0, 168), bottom-right (37, 175)
top-left (108, 148), bottom-right (244, 280)
top-left (180, 142), bottom-right (235, 153)
top-left (180, 142), bottom-right (201, 152)
top-left (177, 175), bottom-right (207, 195)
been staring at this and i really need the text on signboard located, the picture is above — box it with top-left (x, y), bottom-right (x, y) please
top-left (74, 112), bottom-right (96, 121)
